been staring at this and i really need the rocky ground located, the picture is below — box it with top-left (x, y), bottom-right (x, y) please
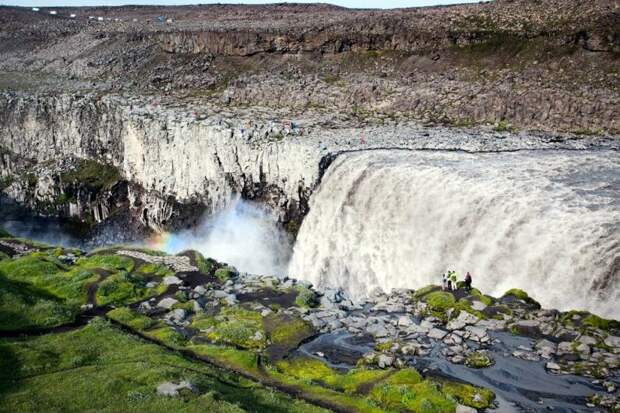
top-left (1, 230), bottom-right (619, 412)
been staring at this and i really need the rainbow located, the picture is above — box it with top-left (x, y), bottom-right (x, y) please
top-left (144, 231), bottom-right (179, 253)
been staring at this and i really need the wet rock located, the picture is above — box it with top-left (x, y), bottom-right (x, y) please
top-left (512, 320), bottom-right (543, 338)
top-left (377, 354), bottom-right (394, 368)
top-left (157, 297), bottom-right (178, 309)
top-left (428, 327), bottom-right (448, 340)
top-left (535, 339), bottom-right (557, 359)
top-left (397, 315), bottom-right (414, 327)
top-left (546, 361), bottom-right (561, 371)
top-left (367, 323), bottom-right (390, 338)
top-left (193, 285), bottom-right (207, 295)
top-left (456, 405), bottom-right (477, 413)
top-left (163, 275), bottom-right (182, 285)
top-left (447, 311), bottom-right (478, 330)
top-left (604, 335), bottom-right (620, 349)
top-left (471, 300), bottom-right (487, 311)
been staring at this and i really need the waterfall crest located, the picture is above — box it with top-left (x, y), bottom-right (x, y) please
top-left (289, 150), bottom-right (620, 318)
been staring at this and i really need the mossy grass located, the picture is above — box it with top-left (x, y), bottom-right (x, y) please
top-left (502, 288), bottom-right (541, 309)
top-left (0, 319), bottom-right (324, 413)
top-left (136, 262), bottom-right (174, 278)
top-left (294, 285), bottom-right (318, 308)
top-left (95, 270), bottom-right (167, 306)
top-left (199, 307), bottom-right (267, 350)
top-left (214, 265), bottom-right (238, 282)
top-left (560, 310), bottom-right (620, 332)
top-left (194, 251), bottom-right (216, 274)
top-left (266, 315), bottom-right (314, 351)
top-left (440, 380), bottom-right (494, 409)
top-left (107, 307), bottom-right (156, 330)
top-left (464, 351), bottom-right (494, 369)
top-left (0, 254), bottom-right (97, 330)
top-left (0, 228), bottom-right (11, 238)
top-left (60, 159), bottom-right (120, 192)
top-left (77, 254), bottom-right (135, 272)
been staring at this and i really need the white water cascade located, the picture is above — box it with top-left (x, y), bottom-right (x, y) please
top-left (289, 149), bottom-right (620, 318)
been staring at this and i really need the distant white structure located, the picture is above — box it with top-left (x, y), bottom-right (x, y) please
top-left (32, 7), bottom-right (39, 11)
top-left (49, 10), bottom-right (57, 15)
top-left (70, 14), bottom-right (76, 18)
top-left (132, 18), bottom-right (138, 22)
top-left (88, 16), bottom-right (95, 20)
top-left (97, 17), bottom-right (104, 21)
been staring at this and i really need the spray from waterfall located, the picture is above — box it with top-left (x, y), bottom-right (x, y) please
top-left (146, 199), bottom-right (292, 276)
top-left (288, 150), bottom-right (620, 319)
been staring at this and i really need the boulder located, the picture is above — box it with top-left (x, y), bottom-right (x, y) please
top-left (157, 297), bottom-right (179, 309)
top-left (156, 381), bottom-right (195, 396)
top-left (456, 405), bottom-right (477, 413)
top-left (604, 335), bottom-right (620, 349)
top-left (377, 354), bottom-right (394, 368)
top-left (511, 320), bottom-right (542, 338)
top-left (163, 276), bottom-right (183, 286)
top-left (428, 328), bottom-right (448, 340)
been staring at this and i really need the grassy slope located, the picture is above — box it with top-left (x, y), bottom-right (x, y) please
top-left (0, 319), bottom-right (325, 413)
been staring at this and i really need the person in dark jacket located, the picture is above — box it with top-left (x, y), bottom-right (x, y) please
top-left (464, 272), bottom-right (472, 291)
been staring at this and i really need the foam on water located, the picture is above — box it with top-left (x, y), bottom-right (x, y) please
top-left (288, 149), bottom-right (620, 318)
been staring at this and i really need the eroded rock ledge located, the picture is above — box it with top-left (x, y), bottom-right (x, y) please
top-left (1, 91), bottom-right (618, 233)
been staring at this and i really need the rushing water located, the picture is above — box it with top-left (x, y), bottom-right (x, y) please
top-left (289, 149), bottom-right (620, 319)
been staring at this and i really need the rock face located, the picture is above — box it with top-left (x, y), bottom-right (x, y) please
top-left (2, 90), bottom-right (617, 233)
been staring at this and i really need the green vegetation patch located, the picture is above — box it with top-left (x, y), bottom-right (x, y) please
top-left (502, 288), bottom-right (541, 309)
top-left (264, 314), bottom-right (315, 358)
top-left (194, 251), bottom-right (216, 275)
top-left (369, 380), bottom-right (455, 413)
top-left (275, 358), bottom-right (389, 394)
top-left (0, 228), bottom-right (11, 238)
top-left (0, 254), bottom-right (97, 330)
top-left (107, 307), bottom-right (155, 331)
top-left (201, 307), bottom-right (266, 350)
top-left (0, 319), bottom-right (324, 413)
top-left (96, 270), bottom-right (166, 307)
top-left (60, 159), bottom-right (120, 192)
top-left (441, 381), bottom-right (495, 410)
top-left (560, 310), bottom-right (620, 332)
top-left (77, 254), bottom-right (134, 272)
top-left (295, 285), bottom-right (318, 308)
top-left (136, 262), bottom-right (174, 278)
top-left (465, 351), bottom-right (494, 369)
top-left (214, 265), bottom-right (238, 282)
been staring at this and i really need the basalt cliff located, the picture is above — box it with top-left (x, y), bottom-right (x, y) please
top-left (0, 0), bottom-right (618, 232)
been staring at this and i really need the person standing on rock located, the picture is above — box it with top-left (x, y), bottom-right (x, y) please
top-left (465, 272), bottom-right (472, 291)
top-left (442, 273), bottom-right (448, 291)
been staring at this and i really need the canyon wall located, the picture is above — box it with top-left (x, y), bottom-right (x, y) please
top-left (0, 93), bottom-right (320, 231)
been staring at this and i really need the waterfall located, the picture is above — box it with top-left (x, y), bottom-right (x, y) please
top-left (289, 149), bottom-right (620, 318)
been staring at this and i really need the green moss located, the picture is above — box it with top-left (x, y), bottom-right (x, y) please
top-left (0, 228), bottom-right (11, 238)
top-left (465, 351), bottom-right (494, 369)
top-left (188, 344), bottom-right (260, 373)
top-left (413, 285), bottom-right (440, 299)
top-left (267, 315), bottom-right (315, 351)
top-left (146, 326), bottom-right (187, 347)
top-left (0, 321), bottom-right (323, 413)
top-left (369, 380), bottom-right (456, 413)
top-left (423, 291), bottom-right (456, 312)
top-left (0, 254), bottom-right (98, 330)
top-left (77, 255), bottom-right (134, 272)
top-left (441, 381), bottom-right (494, 410)
top-left (204, 307), bottom-right (266, 350)
top-left (503, 288), bottom-right (541, 309)
top-left (214, 265), bottom-right (238, 282)
top-left (96, 271), bottom-right (166, 306)
top-left (295, 285), bottom-right (318, 308)
top-left (560, 310), bottom-right (620, 332)
top-left (275, 358), bottom-right (389, 394)
top-left (194, 251), bottom-right (216, 274)
top-left (107, 307), bottom-right (155, 331)
top-left (136, 262), bottom-right (173, 278)
top-left (60, 159), bottom-right (120, 192)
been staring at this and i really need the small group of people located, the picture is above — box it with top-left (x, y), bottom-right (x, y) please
top-left (442, 270), bottom-right (473, 292)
